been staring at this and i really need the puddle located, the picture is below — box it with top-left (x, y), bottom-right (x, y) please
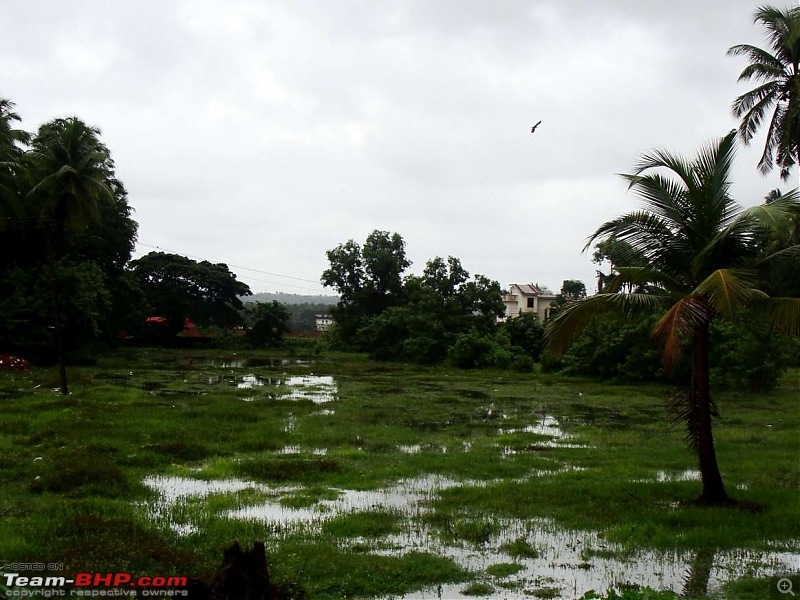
top-left (142, 474), bottom-right (463, 534)
top-left (282, 414), bottom-right (297, 433)
top-left (387, 523), bottom-right (799, 599)
top-left (142, 473), bottom-right (798, 598)
top-left (197, 357), bottom-right (311, 368)
top-left (498, 415), bottom-right (564, 438)
top-left (656, 469), bottom-right (701, 482)
top-left (283, 375), bottom-right (337, 403)
top-left (633, 470), bottom-right (703, 484)
top-left (399, 444), bottom-right (448, 454)
top-left (277, 446), bottom-right (328, 456)
top-left (194, 372), bottom-right (338, 403)
top-left (237, 374), bottom-right (272, 389)
top-left (496, 415), bottom-right (591, 451)
top-left (399, 445), bottom-right (422, 454)
top-left (140, 475), bottom-right (273, 535)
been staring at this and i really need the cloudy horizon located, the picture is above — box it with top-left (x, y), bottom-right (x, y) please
top-left (2, 1), bottom-right (794, 297)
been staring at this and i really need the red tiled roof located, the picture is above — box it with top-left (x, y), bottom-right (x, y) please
top-left (514, 283), bottom-right (542, 295)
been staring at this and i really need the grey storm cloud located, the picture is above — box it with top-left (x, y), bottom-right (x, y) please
top-left (1, 0), bottom-right (792, 294)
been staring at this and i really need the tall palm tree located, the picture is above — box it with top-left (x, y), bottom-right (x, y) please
top-left (26, 117), bottom-right (114, 395)
top-left (728, 5), bottom-right (800, 180)
top-left (0, 98), bottom-right (30, 228)
top-left (547, 131), bottom-right (800, 505)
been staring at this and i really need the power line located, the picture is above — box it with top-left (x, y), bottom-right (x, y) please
top-left (135, 242), bottom-right (323, 284)
top-left (234, 274), bottom-right (333, 294)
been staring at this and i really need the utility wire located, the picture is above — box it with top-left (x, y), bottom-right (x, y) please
top-left (234, 274), bottom-right (333, 294)
top-left (135, 242), bottom-right (332, 293)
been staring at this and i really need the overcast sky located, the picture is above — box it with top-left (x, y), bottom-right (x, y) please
top-left (2, 1), bottom-right (796, 296)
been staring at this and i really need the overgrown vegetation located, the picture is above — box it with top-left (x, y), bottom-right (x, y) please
top-left (0, 349), bottom-right (796, 599)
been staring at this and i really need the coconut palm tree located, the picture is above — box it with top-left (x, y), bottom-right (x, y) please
top-left (26, 117), bottom-right (115, 394)
top-left (547, 131), bottom-right (800, 505)
top-left (0, 98), bottom-right (30, 228)
top-left (728, 5), bottom-right (800, 180)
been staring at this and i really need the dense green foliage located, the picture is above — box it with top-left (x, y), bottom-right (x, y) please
top-left (554, 311), bottom-right (798, 390)
top-left (323, 233), bottom-right (507, 366)
top-left (0, 99), bottom-right (141, 370)
top-left (130, 251), bottom-right (251, 335)
top-left (244, 300), bottom-right (291, 348)
top-left (321, 230), bottom-right (410, 345)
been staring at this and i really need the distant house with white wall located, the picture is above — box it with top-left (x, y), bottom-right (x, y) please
top-left (500, 283), bottom-right (557, 322)
top-left (315, 314), bottom-right (334, 332)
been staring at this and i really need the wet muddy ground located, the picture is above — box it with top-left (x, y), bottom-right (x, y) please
top-left (132, 356), bottom-right (799, 599)
top-left (3, 350), bottom-right (795, 599)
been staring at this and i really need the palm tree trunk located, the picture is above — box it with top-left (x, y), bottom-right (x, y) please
top-left (45, 235), bottom-right (68, 395)
top-left (692, 321), bottom-right (727, 504)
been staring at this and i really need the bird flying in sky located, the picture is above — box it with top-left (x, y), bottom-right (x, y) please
top-left (530, 120), bottom-right (542, 133)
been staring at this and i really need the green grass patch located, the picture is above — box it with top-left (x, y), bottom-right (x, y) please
top-left (321, 509), bottom-right (403, 538)
top-left (501, 537), bottom-right (541, 559)
top-left (0, 350), bottom-right (796, 599)
top-left (486, 562), bottom-right (524, 578)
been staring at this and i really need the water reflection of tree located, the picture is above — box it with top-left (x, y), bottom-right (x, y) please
top-left (682, 548), bottom-right (715, 598)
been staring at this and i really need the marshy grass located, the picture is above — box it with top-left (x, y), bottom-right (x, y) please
top-left (0, 350), bottom-right (796, 599)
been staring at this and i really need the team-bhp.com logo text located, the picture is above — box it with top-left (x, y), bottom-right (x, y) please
top-left (4, 573), bottom-right (189, 597)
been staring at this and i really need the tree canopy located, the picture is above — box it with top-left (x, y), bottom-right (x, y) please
top-left (322, 232), bottom-right (508, 366)
top-left (0, 104), bottom-right (138, 392)
top-left (130, 251), bottom-right (251, 335)
top-left (321, 230), bottom-right (410, 346)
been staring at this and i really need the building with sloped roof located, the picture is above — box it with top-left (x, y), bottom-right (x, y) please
top-left (500, 283), bottom-right (557, 322)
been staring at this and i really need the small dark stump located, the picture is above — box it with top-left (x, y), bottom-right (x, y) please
top-left (213, 541), bottom-right (271, 600)
top-left (183, 541), bottom-right (304, 600)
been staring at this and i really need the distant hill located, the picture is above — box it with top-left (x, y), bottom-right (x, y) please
top-left (243, 292), bottom-right (339, 306)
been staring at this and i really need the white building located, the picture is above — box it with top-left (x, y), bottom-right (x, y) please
top-left (500, 283), bottom-right (557, 322)
top-left (315, 314), bottom-right (334, 332)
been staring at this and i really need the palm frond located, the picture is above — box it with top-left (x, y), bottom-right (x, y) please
top-left (758, 102), bottom-right (787, 175)
top-left (739, 188), bottom-right (800, 230)
top-left (750, 296), bottom-right (800, 336)
top-left (632, 146), bottom-right (692, 183)
top-left (604, 267), bottom-right (677, 294)
top-left (667, 387), bottom-right (719, 451)
top-left (692, 131), bottom-right (738, 229)
top-left (618, 172), bottom-right (689, 232)
top-left (652, 297), bottom-right (711, 370)
top-left (729, 5), bottom-right (800, 177)
top-left (545, 293), bottom-right (668, 357)
top-left (666, 388), bottom-right (699, 450)
top-left (760, 244), bottom-right (800, 266)
top-left (585, 211), bottom-right (683, 267)
top-left (731, 81), bottom-right (781, 119)
top-left (753, 6), bottom-right (800, 64)
top-left (691, 268), bottom-right (766, 319)
top-left (727, 44), bottom-right (788, 80)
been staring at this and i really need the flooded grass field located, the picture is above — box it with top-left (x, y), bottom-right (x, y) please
top-left (0, 348), bottom-right (797, 599)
